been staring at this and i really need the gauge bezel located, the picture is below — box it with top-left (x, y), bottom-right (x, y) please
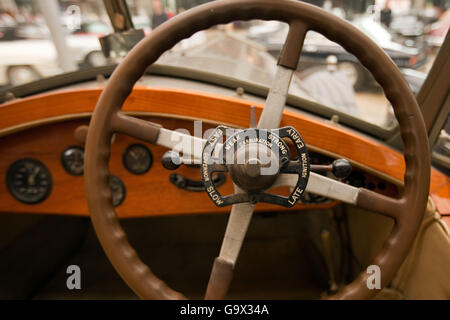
top-left (61, 145), bottom-right (85, 176)
top-left (6, 158), bottom-right (53, 204)
top-left (122, 143), bottom-right (153, 175)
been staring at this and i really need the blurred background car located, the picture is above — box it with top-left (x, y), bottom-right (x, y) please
top-left (0, 9), bottom-right (107, 87)
top-left (428, 8), bottom-right (450, 47)
top-left (247, 17), bottom-right (427, 90)
top-left (161, 31), bottom-right (360, 117)
top-left (0, 31), bottom-right (106, 86)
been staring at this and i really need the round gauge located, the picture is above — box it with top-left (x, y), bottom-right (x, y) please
top-left (61, 146), bottom-right (84, 176)
top-left (109, 175), bottom-right (126, 207)
top-left (7, 158), bottom-right (52, 204)
top-left (122, 144), bottom-right (153, 175)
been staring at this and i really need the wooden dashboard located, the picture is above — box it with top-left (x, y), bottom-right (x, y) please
top-left (0, 87), bottom-right (448, 219)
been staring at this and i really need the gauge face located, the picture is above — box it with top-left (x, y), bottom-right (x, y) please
top-left (109, 175), bottom-right (126, 207)
top-left (61, 146), bottom-right (84, 176)
top-left (7, 158), bottom-right (52, 204)
top-left (123, 144), bottom-right (153, 175)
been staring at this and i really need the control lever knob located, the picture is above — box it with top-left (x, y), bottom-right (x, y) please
top-left (332, 158), bottom-right (352, 179)
top-left (161, 151), bottom-right (182, 170)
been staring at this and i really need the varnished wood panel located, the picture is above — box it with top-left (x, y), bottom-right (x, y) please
top-left (0, 87), bottom-right (416, 183)
top-left (0, 87), bottom-right (448, 216)
top-left (0, 118), bottom-right (337, 217)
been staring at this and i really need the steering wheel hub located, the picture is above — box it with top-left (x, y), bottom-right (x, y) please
top-left (201, 126), bottom-right (310, 207)
top-left (226, 129), bottom-right (286, 192)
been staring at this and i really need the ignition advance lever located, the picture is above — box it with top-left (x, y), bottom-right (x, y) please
top-left (310, 159), bottom-right (352, 179)
top-left (161, 150), bottom-right (183, 170)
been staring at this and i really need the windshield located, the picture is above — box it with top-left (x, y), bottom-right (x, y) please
top-left (0, 0), bottom-right (448, 131)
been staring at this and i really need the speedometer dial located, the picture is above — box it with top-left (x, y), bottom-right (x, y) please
top-left (7, 158), bottom-right (52, 204)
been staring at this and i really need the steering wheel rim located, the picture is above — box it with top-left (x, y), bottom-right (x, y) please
top-left (85, 0), bottom-right (430, 299)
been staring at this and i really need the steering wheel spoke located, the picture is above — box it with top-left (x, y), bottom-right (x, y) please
top-left (205, 186), bottom-right (255, 300)
top-left (112, 113), bottom-right (213, 163)
top-left (274, 172), bottom-right (401, 220)
top-left (257, 20), bottom-right (308, 129)
top-left (111, 112), bottom-right (161, 144)
top-left (278, 20), bottom-right (309, 70)
top-left (356, 188), bottom-right (403, 220)
top-left (257, 65), bottom-right (294, 129)
top-left (274, 172), bottom-right (358, 204)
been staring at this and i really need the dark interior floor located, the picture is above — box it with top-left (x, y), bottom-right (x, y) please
top-left (1, 209), bottom-right (342, 299)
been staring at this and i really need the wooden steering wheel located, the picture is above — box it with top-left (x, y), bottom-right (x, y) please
top-left (84, 0), bottom-right (430, 299)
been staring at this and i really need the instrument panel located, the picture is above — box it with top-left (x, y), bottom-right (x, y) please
top-left (0, 87), bottom-right (447, 218)
top-left (0, 115), bottom-right (399, 218)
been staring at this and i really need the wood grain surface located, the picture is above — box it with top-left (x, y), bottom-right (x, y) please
top-left (0, 87), bottom-right (448, 216)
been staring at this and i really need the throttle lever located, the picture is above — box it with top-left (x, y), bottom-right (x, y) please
top-left (161, 150), bottom-right (185, 170)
